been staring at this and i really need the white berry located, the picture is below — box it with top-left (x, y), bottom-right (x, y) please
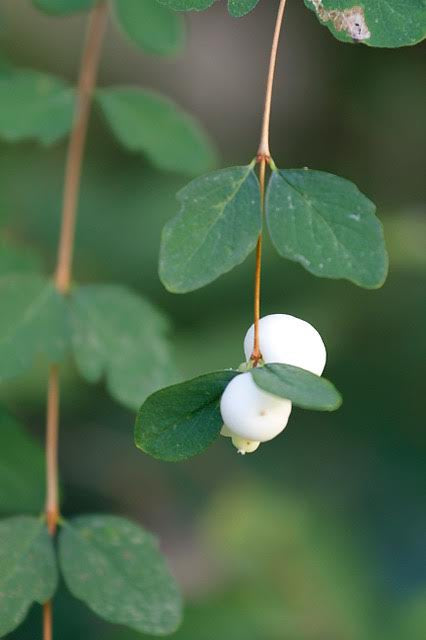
top-left (220, 372), bottom-right (292, 443)
top-left (243, 313), bottom-right (326, 375)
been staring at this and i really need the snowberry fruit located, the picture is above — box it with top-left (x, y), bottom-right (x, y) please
top-left (220, 372), bottom-right (292, 443)
top-left (243, 313), bottom-right (326, 375)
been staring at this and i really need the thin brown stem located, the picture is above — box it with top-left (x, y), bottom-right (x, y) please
top-left (55, 1), bottom-right (108, 294)
top-left (43, 4), bottom-right (107, 639)
top-left (252, 0), bottom-right (288, 362)
top-left (42, 602), bottom-right (53, 640)
top-left (257, 0), bottom-right (288, 159)
top-left (251, 157), bottom-right (266, 365)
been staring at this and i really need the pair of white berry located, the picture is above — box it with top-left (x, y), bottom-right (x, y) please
top-left (220, 314), bottom-right (327, 454)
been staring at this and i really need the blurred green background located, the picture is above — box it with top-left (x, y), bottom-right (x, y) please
top-left (0, 0), bottom-right (425, 638)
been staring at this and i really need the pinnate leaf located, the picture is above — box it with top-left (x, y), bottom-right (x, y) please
top-left (0, 409), bottom-right (45, 515)
top-left (228, 0), bottom-right (260, 17)
top-left (266, 168), bottom-right (388, 289)
top-left (303, 0), bottom-right (426, 48)
top-left (135, 370), bottom-right (238, 461)
top-left (113, 0), bottom-right (185, 55)
top-left (96, 87), bottom-right (216, 175)
top-left (33, 0), bottom-right (95, 14)
top-left (159, 165), bottom-right (261, 293)
top-left (0, 68), bottom-right (73, 144)
top-left (69, 284), bottom-right (176, 409)
top-left (59, 514), bottom-right (182, 635)
top-left (0, 274), bottom-right (69, 381)
top-left (0, 516), bottom-right (58, 636)
top-left (252, 363), bottom-right (342, 411)
top-left (156, 0), bottom-right (214, 10)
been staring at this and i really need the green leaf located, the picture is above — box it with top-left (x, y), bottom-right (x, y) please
top-left (0, 409), bottom-right (45, 515)
top-left (303, 0), bottom-right (426, 48)
top-left (113, 0), bottom-right (185, 56)
top-left (135, 370), bottom-right (238, 461)
top-left (228, 0), bottom-right (260, 17)
top-left (96, 87), bottom-right (216, 175)
top-left (266, 168), bottom-right (388, 288)
top-left (156, 0), bottom-right (214, 11)
top-left (0, 240), bottom-right (42, 276)
top-left (0, 69), bottom-right (74, 144)
top-left (159, 165), bottom-right (261, 293)
top-left (69, 284), bottom-right (176, 410)
top-left (0, 274), bottom-right (69, 381)
top-left (0, 516), bottom-right (58, 636)
top-left (252, 363), bottom-right (342, 411)
top-left (59, 514), bottom-right (182, 635)
top-left (33, 0), bottom-right (95, 14)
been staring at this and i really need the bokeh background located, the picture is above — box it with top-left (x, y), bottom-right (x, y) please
top-left (1, 0), bottom-right (425, 638)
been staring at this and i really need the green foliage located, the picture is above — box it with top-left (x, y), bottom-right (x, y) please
top-left (0, 516), bottom-right (58, 637)
top-left (159, 165), bottom-right (261, 293)
top-left (0, 410), bottom-right (45, 515)
top-left (0, 274), bottom-right (69, 381)
top-left (69, 284), bottom-right (176, 409)
top-left (59, 514), bottom-right (182, 635)
top-left (0, 240), bottom-right (42, 276)
top-left (135, 370), bottom-right (238, 461)
top-left (33, 0), bottom-right (95, 14)
top-left (228, 0), bottom-right (260, 17)
top-left (303, 0), bottom-right (426, 48)
top-left (252, 363), bottom-right (342, 411)
top-left (266, 168), bottom-right (388, 288)
top-left (96, 87), bottom-right (216, 175)
top-left (112, 0), bottom-right (185, 56)
top-left (156, 0), bottom-right (214, 11)
top-left (0, 69), bottom-right (73, 144)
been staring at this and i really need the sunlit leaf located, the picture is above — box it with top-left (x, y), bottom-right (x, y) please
top-left (59, 514), bottom-right (182, 635)
top-left (159, 165), bottom-right (261, 292)
top-left (156, 0), bottom-right (214, 11)
top-left (266, 168), bottom-right (388, 288)
top-left (135, 370), bottom-right (238, 461)
top-left (0, 516), bottom-right (57, 636)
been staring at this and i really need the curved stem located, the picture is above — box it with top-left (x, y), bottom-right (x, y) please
top-left (257, 0), bottom-right (288, 159)
top-left (43, 4), bottom-right (107, 639)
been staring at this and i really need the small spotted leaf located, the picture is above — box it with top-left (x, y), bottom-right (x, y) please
top-left (59, 515), bottom-right (182, 635)
top-left (266, 168), bottom-right (388, 288)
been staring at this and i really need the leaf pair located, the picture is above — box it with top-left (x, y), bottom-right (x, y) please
top-left (0, 275), bottom-right (175, 410)
top-left (0, 514), bottom-right (182, 637)
top-left (135, 363), bottom-right (341, 461)
top-left (0, 67), bottom-right (216, 175)
top-left (159, 164), bottom-right (388, 293)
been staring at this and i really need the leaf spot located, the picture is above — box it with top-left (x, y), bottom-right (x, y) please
top-left (308, 0), bottom-right (371, 41)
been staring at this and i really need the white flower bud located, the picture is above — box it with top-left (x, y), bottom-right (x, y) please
top-left (243, 313), bottom-right (326, 376)
top-left (220, 372), bottom-right (292, 443)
